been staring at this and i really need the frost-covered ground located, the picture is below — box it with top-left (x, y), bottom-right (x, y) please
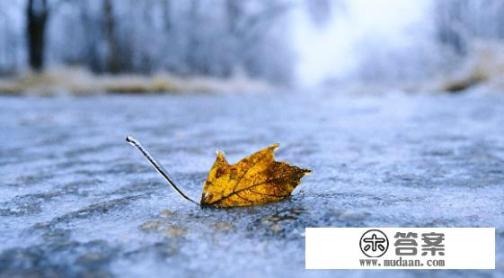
top-left (0, 92), bottom-right (503, 277)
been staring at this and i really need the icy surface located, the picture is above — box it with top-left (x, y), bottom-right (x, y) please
top-left (0, 92), bottom-right (503, 277)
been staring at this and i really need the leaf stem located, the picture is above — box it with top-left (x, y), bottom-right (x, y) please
top-left (126, 136), bottom-right (198, 205)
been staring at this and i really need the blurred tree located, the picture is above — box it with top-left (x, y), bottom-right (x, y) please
top-left (435, 0), bottom-right (467, 55)
top-left (185, 0), bottom-right (203, 75)
top-left (103, 0), bottom-right (120, 73)
top-left (8, 0), bottom-right (295, 82)
top-left (162, 0), bottom-right (172, 31)
top-left (435, 0), bottom-right (504, 56)
top-left (26, 0), bottom-right (48, 71)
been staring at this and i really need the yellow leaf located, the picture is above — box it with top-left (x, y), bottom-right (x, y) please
top-left (200, 144), bottom-right (311, 208)
top-left (126, 137), bottom-right (311, 208)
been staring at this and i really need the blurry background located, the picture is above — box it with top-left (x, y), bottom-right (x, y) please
top-left (1, 0), bottom-right (504, 93)
top-left (1, 1), bottom-right (504, 277)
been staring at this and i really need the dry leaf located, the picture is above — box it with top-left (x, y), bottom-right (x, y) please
top-left (200, 144), bottom-right (310, 208)
top-left (127, 137), bottom-right (310, 208)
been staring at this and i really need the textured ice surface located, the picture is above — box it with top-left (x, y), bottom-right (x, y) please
top-left (0, 92), bottom-right (503, 277)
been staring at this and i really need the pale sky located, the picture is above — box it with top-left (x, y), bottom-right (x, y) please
top-left (292, 0), bottom-right (432, 86)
